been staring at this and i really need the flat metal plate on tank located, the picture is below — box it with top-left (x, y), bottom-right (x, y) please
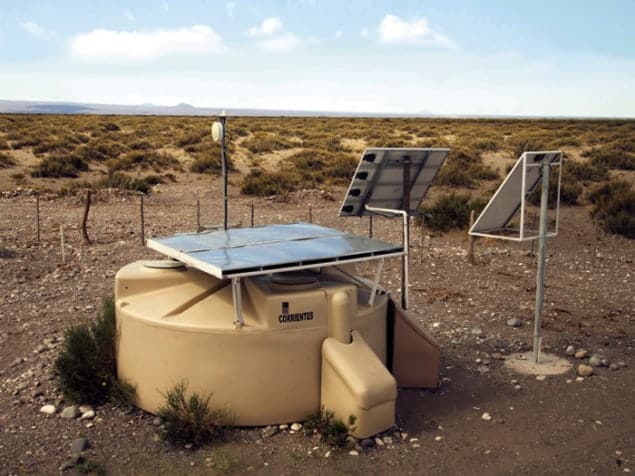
top-left (339, 147), bottom-right (449, 217)
top-left (143, 260), bottom-right (186, 269)
top-left (147, 223), bottom-right (404, 279)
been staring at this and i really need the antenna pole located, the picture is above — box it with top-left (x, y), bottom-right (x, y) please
top-left (220, 113), bottom-right (228, 231)
top-left (401, 156), bottom-right (411, 310)
top-left (533, 159), bottom-right (550, 363)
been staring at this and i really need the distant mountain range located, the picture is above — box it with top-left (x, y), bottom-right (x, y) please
top-left (0, 99), bottom-right (431, 118)
top-left (0, 99), bottom-right (630, 119)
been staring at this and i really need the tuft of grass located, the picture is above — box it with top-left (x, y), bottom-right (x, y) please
top-left (54, 295), bottom-right (136, 405)
top-left (31, 154), bottom-right (88, 178)
top-left (420, 193), bottom-right (488, 232)
top-left (303, 407), bottom-right (356, 448)
top-left (587, 180), bottom-right (635, 239)
top-left (157, 381), bottom-right (232, 448)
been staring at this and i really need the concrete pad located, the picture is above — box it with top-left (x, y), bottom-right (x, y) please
top-left (504, 352), bottom-right (572, 376)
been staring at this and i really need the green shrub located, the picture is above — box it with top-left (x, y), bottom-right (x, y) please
top-left (158, 381), bottom-right (231, 448)
top-left (54, 295), bottom-right (136, 405)
top-left (566, 160), bottom-right (608, 182)
top-left (588, 180), bottom-right (635, 238)
top-left (437, 149), bottom-right (498, 188)
top-left (420, 193), bottom-right (488, 232)
top-left (240, 168), bottom-right (298, 196)
top-left (31, 154), bottom-right (88, 178)
top-left (190, 156), bottom-right (222, 174)
top-left (584, 145), bottom-right (635, 170)
top-left (78, 140), bottom-right (127, 162)
top-left (0, 152), bottom-right (15, 168)
top-left (106, 150), bottom-right (179, 172)
top-left (303, 408), bottom-right (356, 448)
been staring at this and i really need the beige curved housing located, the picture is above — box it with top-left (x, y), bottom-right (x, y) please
top-left (115, 261), bottom-right (389, 426)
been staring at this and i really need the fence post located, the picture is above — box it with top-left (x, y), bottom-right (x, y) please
top-left (60, 225), bottom-right (66, 263)
top-left (308, 205), bottom-right (312, 224)
top-left (250, 202), bottom-right (254, 227)
top-left (81, 190), bottom-right (92, 246)
top-left (35, 195), bottom-right (40, 243)
top-left (467, 209), bottom-right (476, 265)
top-left (196, 199), bottom-right (201, 232)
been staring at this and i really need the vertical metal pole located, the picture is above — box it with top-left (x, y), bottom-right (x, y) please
top-left (401, 157), bottom-right (411, 310)
top-left (308, 205), bottom-right (312, 223)
top-left (533, 159), bottom-right (550, 363)
top-left (519, 154), bottom-right (527, 241)
top-left (220, 114), bottom-right (228, 231)
top-left (140, 195), bottom-right (145, 246)
top-left (368, 215), bottom-right (373, 238)
top-left (250, 202), bottom-right (254, 227)
top-left (35, 195), bottom-right (40, 243)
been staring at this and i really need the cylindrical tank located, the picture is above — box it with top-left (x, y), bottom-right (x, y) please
top-left (115, 261), bottom-right (388, 425)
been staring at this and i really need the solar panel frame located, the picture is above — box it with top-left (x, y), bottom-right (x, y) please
top-left (147, 223), bottom-right (405, 279)
top-left (469, 151), bottom-right (562, 242)
top-left (339, 147), bottom-right (450, 217)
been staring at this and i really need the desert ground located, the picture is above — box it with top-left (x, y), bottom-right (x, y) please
top-left (0, 115), bottom-right (633, 475)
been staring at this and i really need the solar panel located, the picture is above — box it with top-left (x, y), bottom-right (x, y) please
top-left (469, 151), bottom-right (562, 241)
top-left (339, 148), bottom-right (449, 217)
top-left (147, 223), bottom-right (404, 279)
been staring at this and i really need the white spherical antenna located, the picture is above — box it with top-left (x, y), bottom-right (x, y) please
top-left (211, 121), bottom-right (224, 142)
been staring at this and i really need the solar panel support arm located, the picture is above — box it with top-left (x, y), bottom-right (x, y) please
top-left (365, 205), bottom-right (409, 310)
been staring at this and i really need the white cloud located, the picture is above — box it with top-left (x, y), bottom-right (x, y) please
top-left (70, 25), bottom-right (224, 61)
top-left (124, 9), bottom-right (136, 24)
top-left (257, 32), bottom-right (301, 52)
top-left (226, 1), bottom-right (237, 17)
top-left (359, 28), bottom-right (369, 38)
top-left (247, 17), bottom-right (282, 36)
top-left (19, 21), bottom-right (53, 39)
top-left (378, 14), bottom-right (456, 48)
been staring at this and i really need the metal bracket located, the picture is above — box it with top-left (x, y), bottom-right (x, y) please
top-left (232, 277), bottom-right (243, 328)
top-left (368, 259), bottom-right (384, 306)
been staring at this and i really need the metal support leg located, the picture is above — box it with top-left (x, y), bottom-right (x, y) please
top-left (533, 160), bottom-right (550, 363)
top-left (368, 259), bottom-right (384, 306)
top-left (232, 277), bottom-right (243, 327)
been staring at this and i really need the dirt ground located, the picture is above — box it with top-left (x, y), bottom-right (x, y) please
top-left (0, 177), bottom-right (633, 475)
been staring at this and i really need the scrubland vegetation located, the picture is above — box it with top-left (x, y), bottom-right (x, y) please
top-left (0, 114), bottom-right (633, 237)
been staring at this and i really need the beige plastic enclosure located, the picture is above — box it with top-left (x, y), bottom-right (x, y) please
top-left (115, 260), bottom-right (440, 434)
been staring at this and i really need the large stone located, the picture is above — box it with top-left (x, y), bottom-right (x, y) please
top-left (588, 355), bottom-right (603, 367)
top-left (290, 423), bottom-right (302, 431)
top-left (70, 437), bottom-right (89, 454)
top-left (61, 405), bottom-right (80, 419)
top-left (577, 364), bottom-right (593, 377)
top-left (574, 349), bottom-right (588, 359)
top-left (507, 318), bottom-right (523, 328)
top-left (565, 345), bottom-right (576, 356)
top-left (39, 404), bottom-right (56, 415)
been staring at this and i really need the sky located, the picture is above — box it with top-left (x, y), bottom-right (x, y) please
top-left (1, 0), bottom-right (634, 117)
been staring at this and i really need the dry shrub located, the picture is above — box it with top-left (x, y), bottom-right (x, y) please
top-left (31, 154), bottom-right (88, 178)
top-left (242, 131), bottom-right (296, 154)
top-left (303, 408), bottom-right (356, 448)
top-left (588, 180), bottom-right (635, 238)
top-left (437, 149), bottom-right (498, 188)
top-left (240, 168), bottom-right (298, 196)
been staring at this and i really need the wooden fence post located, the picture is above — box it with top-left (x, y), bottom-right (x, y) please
top-left (140, 195), bottom-right (145, 245)
top-left (81, 190), bottom-right (92, 246)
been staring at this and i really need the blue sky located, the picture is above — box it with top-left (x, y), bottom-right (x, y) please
top-left (1, 0), bottom-right (634, 116)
